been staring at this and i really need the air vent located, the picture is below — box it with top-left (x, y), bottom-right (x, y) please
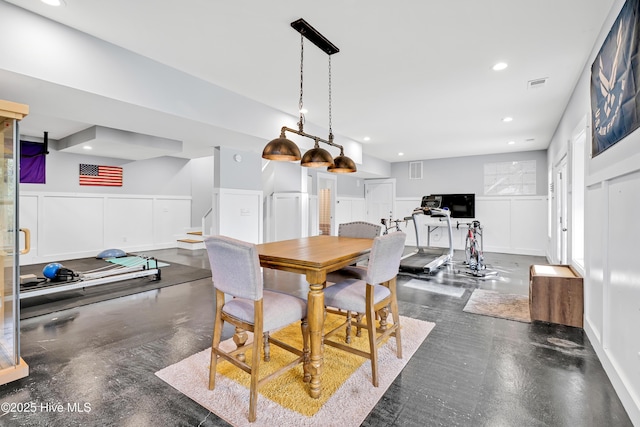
top-left (528, 78), bottom-right (548, 89)
top-left (409, 161), bottom-right (423, 180)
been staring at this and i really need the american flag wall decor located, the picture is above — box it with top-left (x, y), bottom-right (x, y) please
top-left (79, 164), bottom-right (123, 186)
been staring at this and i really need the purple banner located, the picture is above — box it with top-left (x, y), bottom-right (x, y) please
top-left (20, 141), bottom-right (46, 184)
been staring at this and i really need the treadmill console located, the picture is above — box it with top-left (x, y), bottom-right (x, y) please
top-left (421, 195), bottom-right (441, 209)
top-left (413, 195), bottom-right (450, 217)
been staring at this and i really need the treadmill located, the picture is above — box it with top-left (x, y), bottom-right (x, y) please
top-left (399, 195), bottom-right (454, 274)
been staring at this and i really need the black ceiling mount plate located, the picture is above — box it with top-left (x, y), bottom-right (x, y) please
top-left (290, 18), bottom-right (339, 55)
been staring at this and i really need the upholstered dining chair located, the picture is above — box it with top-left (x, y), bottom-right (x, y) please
top-left (204, 235), bottom-right (309, 423)
top-left (326, 221), bottom-right (382, 284)
top-left (322, 231), bottom-right (406, 387)
top-left (326, 221), bottom-right (382, 343)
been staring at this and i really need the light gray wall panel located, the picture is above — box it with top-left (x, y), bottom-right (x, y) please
top-left (390, 150), bottom-right (547, 198)
top-left (19, 149), bottom-right (192, 196)
top-left (214, 146), bottom-right (261, 191)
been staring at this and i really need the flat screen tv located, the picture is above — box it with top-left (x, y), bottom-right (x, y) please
top-left (431, 193), bottom-right (475, 218)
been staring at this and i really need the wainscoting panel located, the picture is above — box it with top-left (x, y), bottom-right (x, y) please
top-left (605, 171), bottom-right (640, 408)
top-left (20, 192), bottom-right (192, 265)
top-left (475, 198), bottom-right (512, 253)
top-left (268, 192), bottom-right (306, 242)
top-left (394, 196), bottom-right (546, 255)
top-left (153, 198), bottom-right (192, 247)
top-left (105, 198), bottom-right (154, 249)
top-left (19, 194), bottom-right (39, 265)
top-left (214, 188), bottom-right (264, 244)
top-left (335, 197), bottom-right (367, 230)
top-left (41, 194), bottom-right (105, 260)
top-left (509, 197), bottom-right (547, 255)
top-left (585, 183), bottom-right (604, 343)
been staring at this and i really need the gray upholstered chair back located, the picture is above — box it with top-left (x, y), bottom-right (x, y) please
top-left (365, 231), bottom-right (407, 285)
top-left (338, 221), bottom-right (382, 239)
top-left (204, 235), bottom-right (263, 301)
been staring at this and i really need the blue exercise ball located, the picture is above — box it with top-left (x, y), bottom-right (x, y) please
top-left (43, 262), bottom-right (63, 279)
top-left (96, 248), bottom-right (126, 259)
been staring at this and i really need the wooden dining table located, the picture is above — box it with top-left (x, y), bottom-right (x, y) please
top-left (256, 235), bottom-right (373, 399)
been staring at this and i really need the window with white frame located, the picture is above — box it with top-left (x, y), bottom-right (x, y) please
top-left (484, 160), bottom-right (536, 195)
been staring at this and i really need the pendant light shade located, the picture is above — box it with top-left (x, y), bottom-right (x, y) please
top-left (262, 136), bottom-right (301, 161)
top-left (328, 153), bottom-right (357, 173)
top-left (301, 143), bottom-right (334, 167)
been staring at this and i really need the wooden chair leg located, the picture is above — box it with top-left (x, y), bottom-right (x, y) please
top-left (345, 311), bottom-right (352, 344)
top-left (263, 332), bottom-right (270, 362)
top-left (365, 285), bottom-right (379, 387)
top-left (389, 277), bottom-right (402, 358)
top-left (355, 313), bottom-right (363, 337)
top-left (378, 306), bottom-right (389, 331)
top-left (249, 310), bottom-right (264, 423)
top-left (209, 290), bottom-right (225, 390)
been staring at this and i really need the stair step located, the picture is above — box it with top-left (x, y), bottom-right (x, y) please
top-left (187, 231), bottom-right (203, 236)
top-left (177, 238), bottom-right (202, 244)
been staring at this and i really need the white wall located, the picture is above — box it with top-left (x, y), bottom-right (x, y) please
top-left (190, 156), bottom-right (214, 229)
top-left (395, 196), bottom-right (546, 254)
top-left (335, 197), bottom-right (366, 227)
top-left (20, 192), bottom-right (191, 265)
top-left (19, 148), bottom-right (192, 196)
top-left (212, 188), bottom-right (263, 244)
top-left (387, 150), bottom-right (548, 256)
top-left (391, 150), bottom-right (548, 198)
top-left (18, 150), bottom-right (197, 265)
top-left (547, 1), bottom-right (640, 423)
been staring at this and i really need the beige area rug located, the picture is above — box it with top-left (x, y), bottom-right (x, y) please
top-left (463, 289), bottom-right (531, 323)
top-left (155, 315), bottom-right (434, 426)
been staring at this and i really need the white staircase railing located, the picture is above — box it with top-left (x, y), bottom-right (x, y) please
top-left (201, 207), bottom-right (213, 237)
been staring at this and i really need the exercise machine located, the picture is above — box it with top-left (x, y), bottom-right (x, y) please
top-left (399, 195), bottom-right (454, 274)
top-left (380, 213), bottom-right (407, 234)
top-left (20, 256), bottom-right (161, 300)
top-left (456, 220), bottom-right (497, 278)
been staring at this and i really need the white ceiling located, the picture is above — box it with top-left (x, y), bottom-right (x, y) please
top-left (2, 0), bottom-right (616, 164)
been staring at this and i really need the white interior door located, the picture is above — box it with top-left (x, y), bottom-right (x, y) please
top-left (555, 157), bottom-right (568, 264)
top-left (317, 173), bottom-right (337, 235)
top-left (365, 179), bottom-right (396, 226)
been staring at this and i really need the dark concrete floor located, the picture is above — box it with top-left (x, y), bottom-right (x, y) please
top-left (0, 248), bottom-right (633, 426)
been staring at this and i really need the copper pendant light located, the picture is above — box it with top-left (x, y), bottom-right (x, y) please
top-left (301, 139), bottom-right (334, 167)
top-left (263, 19), bottom-right (356, 174)
top-left (328, 147), bottom-right (357, 173)
top-left (262, 134), bottom-right (301, 161)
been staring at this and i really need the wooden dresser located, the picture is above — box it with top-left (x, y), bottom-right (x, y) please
top-left (529, 264), bottom-right (583, 328)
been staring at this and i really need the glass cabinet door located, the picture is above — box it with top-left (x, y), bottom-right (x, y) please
top-left (0, 117), bottom-right (19, 370)
top-left (0, 99), bottom-right (29, 384)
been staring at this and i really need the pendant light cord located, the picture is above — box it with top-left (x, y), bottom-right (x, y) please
top-left (328, 55), bottom-right (333, 141)
top-left (298, 34), bottom-right (305, 132)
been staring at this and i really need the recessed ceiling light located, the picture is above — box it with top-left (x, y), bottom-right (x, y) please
top-left (363, 136), bottom-right (371, 142)
top-left (502, 117), bottom-right (513, 122)
top-left (398, 152), bottom-right (404, 156)
top-left (492, 62), bottom-right (508, 71)
top-left (41, 0), bottom-right (66, 6)
top-left (507, 141), bottom-right (515, 145)
top-left (83, 146), bottom-right (92, 150)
